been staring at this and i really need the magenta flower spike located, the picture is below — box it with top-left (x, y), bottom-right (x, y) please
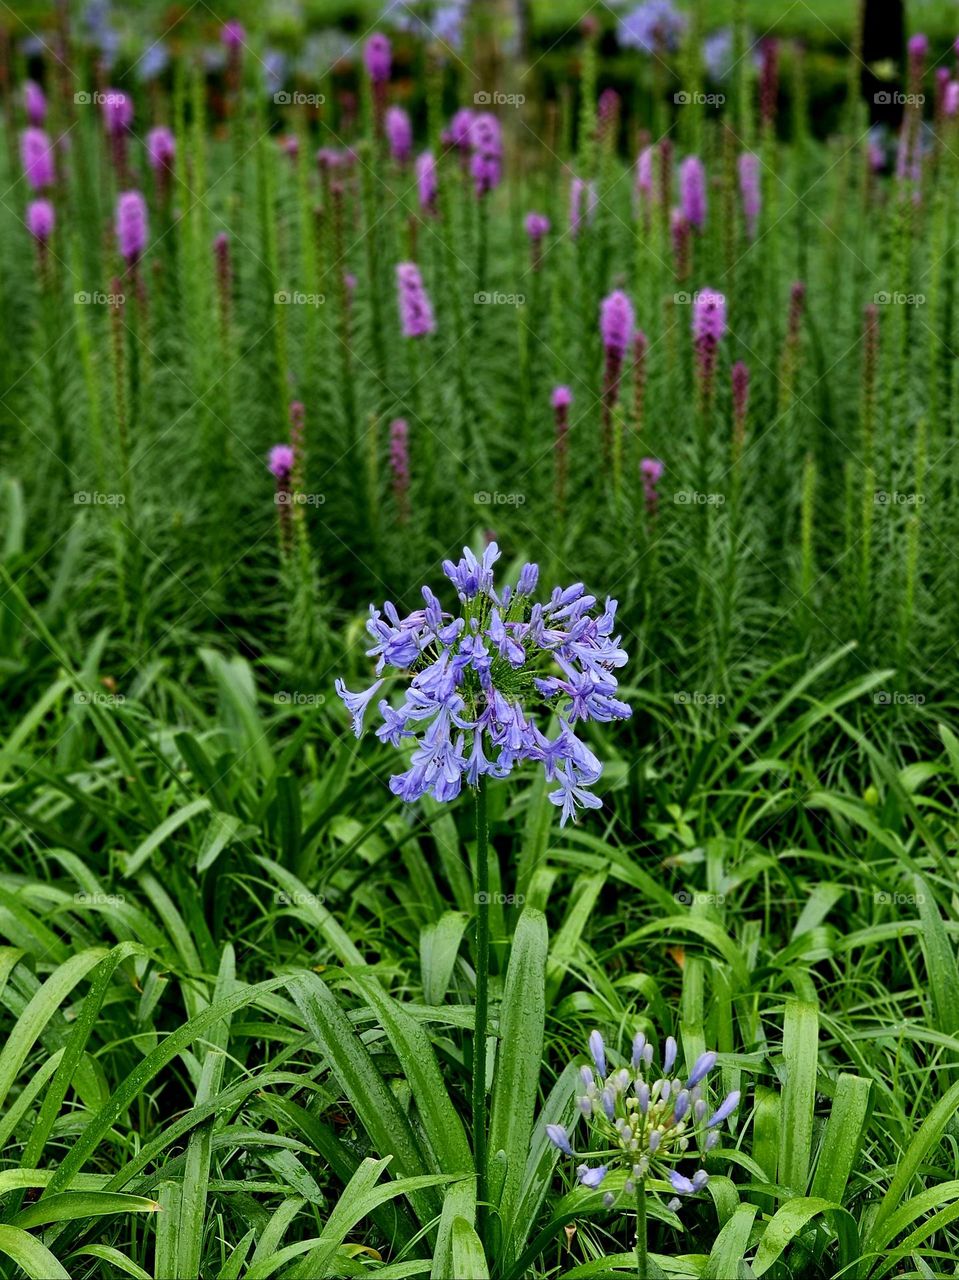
top-left (364, 32), bottom-right (392, 84)
top-left (692, 288), bottom-right (726, 396)
top-left (147, 125), bottom-right (176, 172)
top-left (116, 190), bottom-right (148, 266)
top-left (26, 196), bottom-right (55, 246)
top-left (24, 79), bottom-right (46, 126)
top-left (600, 290), bottom-right (635, 454)
top-left (101, 89), bottom-right (133, 135)
top-left (221, 19), bottom-right (246, 49)
top-left (640, 457), bottom-right (664, 516)
top-left (386, 105), bottom-right (413, 163)
top-left (416, 151), bottom-right (438, 213)
top-left (20, 127), bottom-right (54, 190)
top-left (396, 261), bottom-right (436, 337)
top-left (526, 211), bottom-right (550, 269)
top-left (570, 177), bottom-right (597, 237)
top-left (390, 418), bottom-right (411, 522)
top-left (679, 155), bottom-right (706, 230)
top-left (469, 112), bottom-right (503, 196)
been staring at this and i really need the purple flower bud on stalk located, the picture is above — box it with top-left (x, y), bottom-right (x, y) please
top-left (390, 417), bottom-right (410, 522)
top-left (679, 155), bottom-right (706, 230)
top-left (416, 151), bottom-right (438, 213)
top-left (631, 1032), bottom-right (647, 1068)
top-left (687, 1051), bottom-right (718, 1088)
top-left (26, 197), bottom-right (55, 244)
top-left (692, 288), bottom-right (726, 394)
top-left (738, 152), bottom-right (760, 238)
top-left (669, 1170), bottom-right (696, 1195)
top-left (662, 1036), bottom-right (677, 1073)
top-left (101, 89), bottom-right (133, 135)
top-left (908, 32), bottom-right (928, 60)
top-left (147, 125), bottom-right (175, 171)
top-left (396, 261), bottom-right (436, 337)
top-left (525, 212), bottom-right (550, 269)
top-left (636, 145), bottom-right (654, 198)
top-left (691, 1169), bottom-right (709, 1191)
top-left (20, 128), bottom-right (54, 190)
top-left (269, 444), bottom-right (294, 479)
top-left (601, 290), bottom-right (635, 359)
top-left (673, 1089), bottom-right (690, 1122)
top-left (385, 105), bottom-right (413, 163)
top-left (546, 1124), bottom-right (573, 1155)
top-left (589, 1030), bottom-right (607, 1078)
top-left (364, 32), bottom-right (392, 84)
top-left (601, 1088), bottom-right (616, 1119)
top-left (577, 1164), bottom-right (608, 1189)
top-left (641, 457), bottom-right (664, 516)
top-left (647, 1128), bottom-right (661, 1152)
top-left (707, 1090), bottom-right (741, 1126)
top-left (469, 113), bottom-right (503, 196)
top-left (24, 79), bottom-right (46, 126)
top-left (443, 107), bottom-right (475, 152)
top-left (579, 1064), bottom-right (594, 1090)
top-left (636, 1079), bottom-right (650, 1113)
top-left (221, 19), bottom-right (246, 49)
top-left (705, 1129), bottom-right (719, 1150)
top-left (269, 443), bottom-right (295, 551)
top-left (116, 190), bottom-right (148, 265)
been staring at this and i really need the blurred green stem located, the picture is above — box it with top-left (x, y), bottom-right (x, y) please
top-left (635, 1178), bottom-right (647, 1279)
top-left (473, 775), bottom-right (489, 1240)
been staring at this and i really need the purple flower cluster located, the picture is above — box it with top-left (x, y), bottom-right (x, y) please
top-left (570, 177), bottom-right (597, 236)
top-left (335, 544), bottom-right (631, 823)
top-left (547, 1030), bottom-right (741, 1211)
top-left (147, 126), bottom-right (176, 172)
top-left (385, 105), bottom-right (412, 163)
top-left (101, 89), bottom-right (133, 135)
top-left (600, 290), bottom-right (635, 359)
top-left (396, 262), bottom-right (436, 337)
top-left (469, 112), bottom-right (503, 196)
top-left (268, 444), bottom-right (294, 479)
top-left (116, 190), bottom-right (148, 265)
top-left (26, 197), bottom-right (55, 245)
top-left (416, 152), bottom-right (438, 212)
top-left (20, 128), bottom-right (54, 190)
top-left (364, 32), bottom-right (393, 83)
top-left (618, 0), bottom-right (687, 54)
top-left (679, 155), bottom-right (706, 230)
top-left (24, 80), bottom-right (46, 126)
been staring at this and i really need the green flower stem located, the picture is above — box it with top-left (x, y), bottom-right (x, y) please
top-left (635, 1177), bottom-right (648, 1280)
top-left (473, 774), bottom-right (489, 1241)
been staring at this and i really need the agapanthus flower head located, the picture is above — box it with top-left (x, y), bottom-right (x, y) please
top-left (618, 0), bottom-right (687, 54)
top-left (548, 1030), bottom-right (740, 1204)
top-left (335, 544), bottom-right (631, 822)
top-left (679, 154), bottom-right (707, 230)
top-left (385, 105), bottom-right (413, 162)
top-left (221, 19), bottom-right (246, 49)
top-left (20, 127), bottom-right (54, 190)
top-left (115, 190), bottom-right (148, 265)
top-left (146, 125), bottom-right (176, 171)
top-left (396, 261), bottom-right (436, 337)
top-left (692, 289), bottom-right (726, 345)
top-left (268, 443), bottom-right (295, 479)
top-left (416, 151), bottom-right (438, 210)
top-left (24, 79), bottom-right (46, 126)
top-left (600, 290), bottom-right (635, 359)
top-left (101, 89), bottom-right (133, 134)
top-left (364, 32), bottom-right (392, 83)
top-left (738, 152), bottom-right (760, 237)
top-left (525, 212), bottom-right (550, 242)
top-left (26, 197), bottom-right (55, 244)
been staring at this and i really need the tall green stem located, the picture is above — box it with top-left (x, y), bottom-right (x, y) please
top-left (472, 776), bottom-right (489, 1238)
top-left (635, 1178), bottom-right (648, 1279)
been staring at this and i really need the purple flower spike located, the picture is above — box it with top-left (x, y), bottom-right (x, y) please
top-left (707, 1090), bottom-right (741, 1127)
top-left (26, 197), bottom-right (55, 244)
top-left (390, 418), bottom-right (410, 521)
top-left (570, 177), bottom-right (597, 236)
top-left (385, 106), bottom-right (413, 163)
top-left (687, 1051), bottom-right (718, 1088)
top-left (589, 1030), bottom-right (607, 1077)
top-left (416, 152), bottom-right (438, 212)
top-left (20, 128), bottom-right (54, 190)
top-left (101, 89), bottom-right (133, 135)
top-left (147, 125), bottom-right (176, 172)
top-left (546, 1124), bottom-right (573, 1155)
top-left (577, 1164), bottom-right (608, 1189)
top-left (24, 80), bottom-right (46, 126)
top-left (679, 155), bottom-right (707, 230)
top-left (551, 385), bottom-right (573, 409)
top-left (600, 290), bottom-right (635, 359)
top-left (268, 444), bottom-right (294, 479)
top-left (444, 107), bottom-right (475, 151)
top-left (364, 32), bottom-right (392, 84)
top-left (396, 262), bottom-right (436, 338)
top-left (908, 32), bottom-right (928, 59)
top-left (221, 20), bottom-right (246, 49)
top-left (115, 190), bottom-right (148, 265)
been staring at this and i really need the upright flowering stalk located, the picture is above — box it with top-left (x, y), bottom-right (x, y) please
top-left (692, 288), bottom-right (726, 404)
top-left (385, 105), bottom-right (412, 164)
top-left (633, 330), bottom-right (648, 440)
top-left (116, 190), bottom-right (148, 269)
top-left (269, 444), bottom-right (295, 554)
top-left (525, 212), bottom-right (550, 271)
top-left (731, 360), bottom-right (749, 468)
top-left (600, 290), bottom-right (635, 457)
top-left (679, 155), bottom-right (706, 231)
top-left (570, 177), bottom-right (597, 237)
top-left (289, 400), bottom-right (306, 497)
top-left (640, 458), bottom-right (664, 517)
top-left (670, 211), bottom-right (691, 282)
top-left (101, 89), bottom-right (133, 179)
top-left (24, 79), bottom-right (46, 126)
top-left (469, 112), bottom-right (503, 196)
top-left (416, 151), bottom-right (438, 215)
top-left (26, 198), bottom-right (55, 278)
top-left (20, 127), bottom-right (54, 190)
top-left (738, 152), bottom-right (760, 238)
top-left (552, 385), bottom-right (572, 510)
top-left (635, 145), bottom-right (654, 228)
top-left (396, 261), bottom-right (435, 337)
top-left (214, 231), bottom-right (232, 342)
top-left (443, 106), bottom-right (474, 163)
top-left (547, 1030), bottom-right (740, 1279)
top-left (221, 20), bottom-right (246, 105)
top-left (146, 125), bottom-right (175, 203)
top-left (336, 546), bottom-right (631, 1233)
top-left (364, 33), bottom-right (392, 134)
top-left (759, 39), bottom-right (779, 132)
top-left (389, 417), bottom-right (410, 522)
top-left (778, 281), bottom-right (806, 411)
